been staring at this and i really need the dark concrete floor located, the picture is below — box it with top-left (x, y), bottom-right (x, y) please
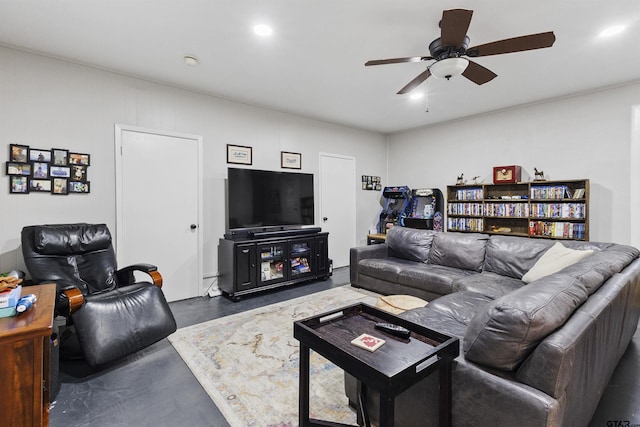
top-left (49, 267), bottom-right (639, 426)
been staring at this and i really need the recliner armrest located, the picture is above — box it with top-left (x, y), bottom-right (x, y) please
top-left (117, 264), bottom-right (163, 288)
top-left (57, 286), bottom-right (85, 316)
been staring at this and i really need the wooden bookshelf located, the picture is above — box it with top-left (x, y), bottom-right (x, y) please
top-left (446, 179), bottom-right (589, 240)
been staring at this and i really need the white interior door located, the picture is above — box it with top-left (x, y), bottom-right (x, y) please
top-left (320, 153), bottom-right (356, 268)
top-left (115, 125), bottom-right (202, 302)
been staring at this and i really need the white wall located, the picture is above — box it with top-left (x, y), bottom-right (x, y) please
top-left (0, 46), bottom-right (387, 277)
top-left (388, 83), bottom-right (640, 245)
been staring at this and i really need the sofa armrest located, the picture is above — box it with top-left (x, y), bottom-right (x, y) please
top-left (345, 358), bottom-right (563, 427)
top-left (116, 263), bottom-right (163, 288)
top-left (450, 359), bottom-right (564, 427)
top-left (350, 244), bottom-right (388, 285)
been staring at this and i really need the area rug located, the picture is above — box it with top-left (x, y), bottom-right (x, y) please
top-left (168, 286), bottom-right (378, 427)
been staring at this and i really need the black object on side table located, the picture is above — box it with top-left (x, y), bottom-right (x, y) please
top-left (294, 303), bottom-right (459, 427)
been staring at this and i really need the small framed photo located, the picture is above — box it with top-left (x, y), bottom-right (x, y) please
top-left (29, 148), bottom-right (51, 163)
top-left (10, 144), bottom-right (29, 163)
top-left (32, 162), bottom-right (49, 178)
top-left (52, 178), bottom-right (68, 195)
top-left (10, 176), bottom-right (29, 194)
top-left (71, 165), bottom-right (87, 181)
top-left (6, 162), bottom-right (31, 176)
top-left (52, 148), bottom-right (69, 166)
top-left (30, 179), bottom-right (52, 192)
top-left (281, 151), bottom-right (302, 169)
top-left (69, 181), bottom-right (90, 193)
top-left (50, 166), bottom-right (71, 178)
top-left (227, 144), bottom-right (252, 165)
top-left (69, 152), bottom-right (90, 166)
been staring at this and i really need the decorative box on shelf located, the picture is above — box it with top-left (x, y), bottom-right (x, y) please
top-left (493, 165), bottom-right (522, 184)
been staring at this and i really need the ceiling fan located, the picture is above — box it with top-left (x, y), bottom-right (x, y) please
top-left (365, 9), bottom-right (556, 94)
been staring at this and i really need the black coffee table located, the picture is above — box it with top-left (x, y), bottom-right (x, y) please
top-left (294, 302), bottom-right (459, 427)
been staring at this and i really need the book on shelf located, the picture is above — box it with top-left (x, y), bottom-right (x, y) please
top-left (572, 189), bottom-right (585, 199)
top-left (529, 221), bottom-right (585, 239)
top-left (530, 203), bottom-right (586, 219)
top-left (484, 202), bottom-right (529, 217)
top-left (530, 185), bottom-right (571, 200)
top-left (454, 188), bottom-right (483, 201)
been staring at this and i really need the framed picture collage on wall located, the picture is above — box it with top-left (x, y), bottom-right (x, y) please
top-left (6, 144), bottom-right (90, 195)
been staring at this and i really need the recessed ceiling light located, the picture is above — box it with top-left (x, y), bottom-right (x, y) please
top-left (599, 25), bottom-right (626, 38)
top-left (253, 24), bottom-right (273, 37)
top-left (183, 55), bottom-right (199, 66)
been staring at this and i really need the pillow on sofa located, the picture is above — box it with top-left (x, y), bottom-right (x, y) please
top-left (521, 242), bottom-right (593, 284)
top-left (386, 227), bottom-right (434, 263)
top-left (463, 274), bottom-right (588, 371)
top-left (375, 294), bottom-right (428, 314)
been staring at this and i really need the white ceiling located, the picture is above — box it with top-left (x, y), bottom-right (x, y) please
top-left (0, 1), bottom-right (639, 134)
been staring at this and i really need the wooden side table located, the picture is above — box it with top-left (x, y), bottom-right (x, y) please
top-left (294, 303), bottom-right (459, 427)
top-left (0, 284), bottom-right (56, 427)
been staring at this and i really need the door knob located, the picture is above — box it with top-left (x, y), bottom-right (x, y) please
top-left (190, 224), bottom-right (197, 230)
top-left (323, 217), bottom-right (328, 222)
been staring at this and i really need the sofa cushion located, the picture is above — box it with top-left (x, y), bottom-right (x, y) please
top-left (358, 257), bottom-right (417, 283)
top-left (483, 236), bottom-right (554, 279)
top-left (401, 291), bottom-right (494, 338)
top-left (463, 274), bottom-right (589, 371)
top-left (522, 242), bottom-right (593, 283)
top-left (452, 272), bottom-right (525, 299)
top-left (397, 264), bottom-right (476, 296)
top-left (386, 227), bottom-right (434, 262)
top-left (428, 232), bottom-right (488, 272)
top-left (558, 244), bottom-right (639, 294)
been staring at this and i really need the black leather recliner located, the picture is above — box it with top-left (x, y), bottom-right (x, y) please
top-left (21, 223), bottom-right (177, 367)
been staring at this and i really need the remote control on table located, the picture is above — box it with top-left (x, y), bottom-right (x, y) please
top-left (374, 322), bottom-right (411, 338)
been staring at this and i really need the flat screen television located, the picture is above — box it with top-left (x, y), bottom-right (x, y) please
top-left (227, 167), bottom-right (315, 230)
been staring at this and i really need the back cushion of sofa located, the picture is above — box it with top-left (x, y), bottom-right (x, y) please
top-left (558, 244), bottom-right (639, 294)
top-left (483, 236), bottom-right (554, 279)
top-left (463, 274), bottom-right (588, 371)
top-left (386, 226), bottom-right (434, 263)
top-left (428, 232), bottom-right (488, 272)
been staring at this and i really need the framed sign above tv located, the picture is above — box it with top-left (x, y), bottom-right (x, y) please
top-left (227, 144), bottom-right (252, 165)
top-left (281, 151), bottom-right (301, 169)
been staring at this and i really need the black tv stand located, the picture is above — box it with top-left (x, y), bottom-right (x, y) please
top-left (218, 229), bottom-right (330, 301)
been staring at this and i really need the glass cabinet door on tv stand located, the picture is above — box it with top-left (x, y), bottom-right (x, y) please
top-left (258, 242), bottom-right (287, 285)
top-left (289, 238), bottom-right (314, 280)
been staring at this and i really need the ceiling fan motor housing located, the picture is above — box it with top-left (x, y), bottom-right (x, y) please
top-left (429, 36), bottom-right (470, 60)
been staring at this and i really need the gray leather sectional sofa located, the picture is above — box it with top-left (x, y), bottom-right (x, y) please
top-left (347, 226), bottom-right (640, 427)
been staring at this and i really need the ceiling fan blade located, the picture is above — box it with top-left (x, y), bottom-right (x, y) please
top-left (365, 56), bottom-right (432, 66)
top-left (462, 60), bottom-right (497, 85)
top-left (467, 31), bottom-right (556, 57)
top-left (397, 69), bottom-right (432, 94)
top-left (441, 9), bottom-right (473, 47)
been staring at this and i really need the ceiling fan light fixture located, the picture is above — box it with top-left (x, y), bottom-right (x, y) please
top-left (429, 57), bottom-right (469, 80)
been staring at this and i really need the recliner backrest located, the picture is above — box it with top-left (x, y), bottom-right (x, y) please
top-left (22, 223), bottom-right (118, 295)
